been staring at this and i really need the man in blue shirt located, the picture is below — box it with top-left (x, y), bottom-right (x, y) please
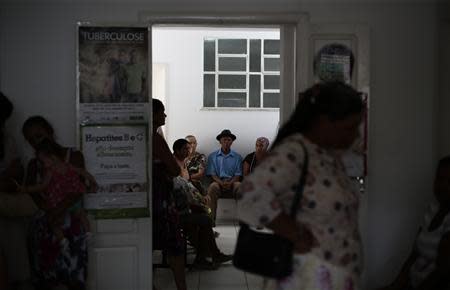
top-left (206, 129), bottom-right (243, 224)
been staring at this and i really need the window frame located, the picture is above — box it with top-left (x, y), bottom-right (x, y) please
top-left (203, 38), bottom-right (280, 109)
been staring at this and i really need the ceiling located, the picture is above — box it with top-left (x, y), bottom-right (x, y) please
top-left (0, 0), bottom-right (445, 4)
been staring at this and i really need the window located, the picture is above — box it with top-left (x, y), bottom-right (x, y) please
top-left (203, 38), bottom-right (280, 109)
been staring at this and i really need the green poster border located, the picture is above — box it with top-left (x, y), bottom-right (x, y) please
top-left (80, 123), bottom-right (150, 219)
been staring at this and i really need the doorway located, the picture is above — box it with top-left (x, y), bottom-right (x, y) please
top-left (143, 13), bottom-right (305, 290)
top-left (152, 25), bottom-right (283, 290)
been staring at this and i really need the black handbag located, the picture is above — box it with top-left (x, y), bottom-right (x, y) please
top-left (233, 141), bottom-right (309, 279)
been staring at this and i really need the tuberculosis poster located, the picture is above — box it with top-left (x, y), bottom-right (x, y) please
top-left (77, 26), bottom-right (150, 218)
top-left (78, 26), bottom-right (149, 124)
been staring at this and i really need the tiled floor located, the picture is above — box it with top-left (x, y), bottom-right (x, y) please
top-left (153, 200), bottom-right (265, 290)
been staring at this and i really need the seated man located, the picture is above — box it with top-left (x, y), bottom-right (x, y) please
top-left (206, 129), bottom-right (243, 224)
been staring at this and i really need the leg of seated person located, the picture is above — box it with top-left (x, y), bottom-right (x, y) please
top-left (187, 213), bottom-right (232, 265)
top-left (182, 221), bottom-right (199, 249)
top-left (0, 253), bottom-right (7, 290)
top-left (167, 254), bottom-right (187, 290)
top-left (203, 226), bottom-right (233, 265)
top-left (231, 181), bottom-right (241, 199)
top-left (206, 182), bottom-right (220, 224)
top-left (182, 213), bottom-right (217, 270)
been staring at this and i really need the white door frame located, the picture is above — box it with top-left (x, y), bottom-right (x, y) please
top-left (139, 12), bottom-right (309, 289)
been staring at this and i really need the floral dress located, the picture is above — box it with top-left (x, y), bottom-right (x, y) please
top-left (44, 164), bottom-right (85, 209)
top-left (27, 149), bottom-right (88, 289)
top-left (238, 134), bottom-right (362, 290)
top-left (185, 152), bottom-right (207, 195)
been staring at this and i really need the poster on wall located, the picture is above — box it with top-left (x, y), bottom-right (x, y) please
top-left (313, 43), bottom-right (354, 84)
top-left (80, 124), bottom-right (149, 218)
top-left (78, 26), bottom-right (149, 124)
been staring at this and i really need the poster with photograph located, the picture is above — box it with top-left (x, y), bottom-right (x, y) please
top-left (78, 26), bottom-right (149, 124)
top-left (80, 124), bottom-right (149, 218)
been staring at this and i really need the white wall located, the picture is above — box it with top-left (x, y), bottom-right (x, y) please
top-left (153, 27), bottom-right (279, 156)
top-left (0, 1), bottom-right (440, 288)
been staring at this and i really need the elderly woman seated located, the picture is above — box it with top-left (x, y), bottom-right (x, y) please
top-left (243, 137), bottom-right (270, 176)
top-left (185, 135), bottom-right (207, 195)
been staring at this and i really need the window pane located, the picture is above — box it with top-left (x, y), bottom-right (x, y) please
top-left (250, 39), bottom-right (261, 72)
top-left (249, 75), bottom-right (261, 107)
top-left (203, 74), bottom-right (215, 107)
top-left (204, 39), bottom-right (216, 71)
top-left (218, 92), bottom-right (246, 107)
top-left (263, 93), bottom-right (279, 108)
top-left (264, 40), bottom-right (280, 55)
top-left (219, 57), bottom-right (246, 71)
top-left (219, 75), bottom-right (246, 89)
top-left (264, 58), bottom-right (280, 72)
top-left (218, 39), bottom-right (247, 54)
top-left (264, 75), bottom-right (280, 90)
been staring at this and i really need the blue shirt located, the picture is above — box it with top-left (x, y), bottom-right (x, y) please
top-left (206, 149), bottom-right (243, 179)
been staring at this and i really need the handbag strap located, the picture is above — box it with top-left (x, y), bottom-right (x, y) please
top-left (289, 140), bottom-right (309, 218)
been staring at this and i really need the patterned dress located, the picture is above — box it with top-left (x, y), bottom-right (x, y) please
top-left (238, 133), bottom-right (362, 290)
top-left (185, 152), bottom-right (207, 195)
top-left (27, 149), bottom-right (88, 289)
top-left (44, 164), bottom-right (85, 209)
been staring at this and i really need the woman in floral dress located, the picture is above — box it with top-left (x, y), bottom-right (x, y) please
top-left (238, 82), bottom-right (364, 290)
top-left (22, 116), bottom-right (90, 290)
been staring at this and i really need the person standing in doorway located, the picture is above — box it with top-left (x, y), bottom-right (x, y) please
top-left (152, 99), bottom-right (187, 290)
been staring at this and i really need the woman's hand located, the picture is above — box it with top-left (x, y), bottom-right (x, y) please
top-left (293, 224), bottom-right (319, 254)
top-left (16, 184), bottom-right (26, 193)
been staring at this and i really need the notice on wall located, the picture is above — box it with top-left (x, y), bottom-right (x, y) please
top-left (78, 26), bottom-right (149, 124)
top-left (313, 43), bottom-right (354, 84)
top-left (80, 124), bottom-right (149, 217)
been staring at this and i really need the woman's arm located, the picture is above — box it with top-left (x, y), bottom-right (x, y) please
top-left (0, 158), bottom-right (24, 192)
top-left (242, 161), bottom-right (250, 177)
top-left (189, 166), bottom-right (205, 181)
top-left (189, 154), bottom-right (206, 180)
top-left (266, 213), bottom-right (318, 254)
top-left (69, 150), bottom-right (86, 169)
top-left (154, 134), bottom-right (180, 177)
top-left (416, 232), bottom-right (450, 290)
top-left (73, 167), bottom-right (98, 192)
top-left (23, 159), bottom-right (47, 208)
top-left (19, 182), bottom-right (47, 194)
top-left (18, 170), bottom-right (50, 193)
